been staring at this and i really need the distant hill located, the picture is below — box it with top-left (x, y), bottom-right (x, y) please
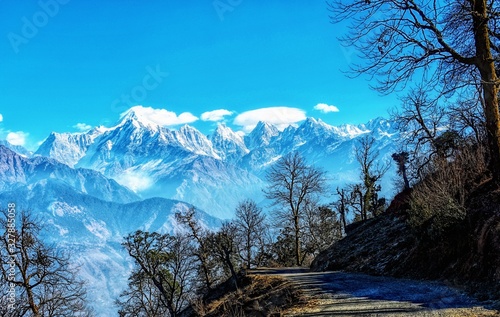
top-left (0, 145), bottom-right (220, 316)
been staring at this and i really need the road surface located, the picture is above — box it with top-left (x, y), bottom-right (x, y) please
top-left (249, 268), bottom-right (499, 316)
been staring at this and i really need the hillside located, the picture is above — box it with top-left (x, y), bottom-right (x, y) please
top-left (311, 181), bottom-right (500, 304)
top-left (0, 145), bottom-right (221, 316)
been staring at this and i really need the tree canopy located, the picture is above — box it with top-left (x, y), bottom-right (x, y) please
top-left (329, 0), bottom-right (500, 183)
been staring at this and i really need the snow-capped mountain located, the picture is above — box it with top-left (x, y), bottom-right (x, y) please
top-left (36, 126), bottom-right (108, 167)
top-left (244, 121), bottom-right (279, 150)
top-left (0, 139), bottom-right (32, 157)
top-left (0, 108), bottom-right (402, 316)
top-left (0, 145), bottom-right (139, 203)
top-left (34, 107), bottom-right (400, 218)
top-left (0, 145), bottom-right (220, 316)
top-left (211, 123), bottom-right (248, 161)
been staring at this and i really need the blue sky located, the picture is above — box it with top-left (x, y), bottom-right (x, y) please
top-left (0, 0), bottom-right (399, 150)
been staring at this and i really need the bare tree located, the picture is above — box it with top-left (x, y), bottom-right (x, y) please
top-left (392, 87), bottom-right (479, 184)
top-left (354, 136), bottom-right (389, 220)
top-left (175, 208), bottom-right (216, 292)
top-left (348, 183), bottom-right (365, 222)
top-left (0, 210), bottom-right (93, 317)
top-left (333, 187), bottom-right (350, 235)
top-left (264, 152), bottom-right (326, 266)
top-left (408, 140), bottom-right (488, 234)
top-left (233, 199), bottom-right (268, 269)
top-left (303, 204), bottom-right (342, 257)
top-left (207, 222), bottom-right (240, 290)
top-left (329, 0), bottom-right (500, 184)
top-left (116, 269), bottom-right (169, 317)
top-left (448, 88), bottom-right (487, 144)
top-left (270, 229), bottom-right (296, 267)
top-left (120, 231), bottom-right (196, 317)
top-left (391, 87), bottom-right (465, 180)
top-left (392, 151), bottom-right (411, 190)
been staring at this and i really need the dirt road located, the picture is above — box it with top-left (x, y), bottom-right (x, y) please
top-left (250, 268), bottom-right (499, 316)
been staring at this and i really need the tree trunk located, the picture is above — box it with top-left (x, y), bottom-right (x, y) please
top-left (339, 189), bottom-right (347, 235)
top-left (294, 213), bottom-right (301, 266)
top-left (401, 163), bottom-right (410, 190)
top-left (225, 250), bottom-right (239, 290)
top-left (198, 251), bottom-right (212, 291)
top-left (363, 186), bottom-right (371, 221)
top-left (246, 232), bottom-right (251, 269)
top-left (473, 0), bottom-right (500, 184)
top-left (168, 306), bottom-right (176, 317)
top-left (26, 286), bottom-right (40, 317)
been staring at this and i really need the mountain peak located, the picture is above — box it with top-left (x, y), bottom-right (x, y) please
top-left (213, 123), bottom-right (242, 140)
top-left (364, 116), bottom-right (398, 137)
top-left (252, 121), bottom-right (279, 134)
top-left (0, 140), bottom-right (32, 157)
top-left (245, 121), bottom-right (279, 150)
top-left (118, 106), bottom-right (162, 131)
top-left (211, 124), bottom-right (248, 158)
top-left (305, 117), bottom-right (318, 124)
top-left (178, 124), bottom-right (200, 135)
top-left (254, 120), bottom-right (273, 129)
top-left (297, 117), bottom-right (332, 136)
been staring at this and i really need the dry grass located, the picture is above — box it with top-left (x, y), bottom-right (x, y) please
top-left (435, 308), bottom-right (500, 316)
top-left (409, 143), bottom-right (488, 235)
top-left (195, 275), bottom-right (306, 317)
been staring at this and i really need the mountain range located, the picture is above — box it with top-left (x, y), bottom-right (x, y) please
top-left (0, 144), bottom-right (221, 315)
top-left (34, 107), bottom-right (400, 219)
top-left (0, 108), bottom-right (401, 315)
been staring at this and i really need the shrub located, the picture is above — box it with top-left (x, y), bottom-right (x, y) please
top-left (408, 141), bottom-right (487, 236)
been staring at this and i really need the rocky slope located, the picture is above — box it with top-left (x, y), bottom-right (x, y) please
top-left (311, 183), bottom-right (500, 303)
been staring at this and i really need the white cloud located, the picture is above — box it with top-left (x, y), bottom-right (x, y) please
top-left (314, 103), bottom-right (340, 113)
top-left (233, 107), bottom-right (306, 132)
top-left (73, 123), bottom-right (92, 132)
top-left (0, 114), bottom-right (3, 122)
top-left (201, 109), bottom-right (233, 122)
top-left (121, 105), bottom-right (198, 127)
top-left (6, 131), bottom-right (28, 146)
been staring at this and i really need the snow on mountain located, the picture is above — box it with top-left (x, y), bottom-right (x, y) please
top-left (244, 121), bottom-right (279, 150)
top-left (0, 145), bottom-right (220, 316)
top-left (117, 105), bottom-right (164, 131)
top-left (0, 111), bottom-right (403, 316)
top-left (0, 184), bottom-right (219, 317)
top-left (36, 127), bottom-right (107, 167)
top-left (238, 117), bottom-right (398, 200)
top-left (0, 139), bottom-right (32, 157)
top-left (0, 145), bottom-right (139, 203)
top-left (331, 123), bottom-right (368, 138)
top-left (31, 111), bottom-right (401, 218)
top-left (175, 124), bottom-right (220, 158)
top-left (363, 117), bottom-right (399, 138)
top-left (211, 123), bottom-right (249, 160)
